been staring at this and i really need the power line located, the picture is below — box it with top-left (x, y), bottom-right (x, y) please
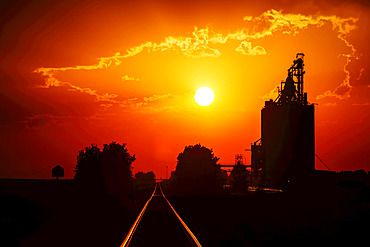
top-left (315, 153), bottom-right (331, 171)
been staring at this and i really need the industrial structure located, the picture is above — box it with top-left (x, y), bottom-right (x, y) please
top-left (252, 53), bottom-right (315, 188)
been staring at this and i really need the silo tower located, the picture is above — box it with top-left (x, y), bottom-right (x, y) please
top-left (259, 53), bottom-right (315, 188)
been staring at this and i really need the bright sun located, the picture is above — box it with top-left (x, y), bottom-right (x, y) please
top-left (194, 86), bottom-right (215, 106)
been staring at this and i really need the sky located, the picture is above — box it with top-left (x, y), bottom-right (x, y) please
top-left (0, 0), bottom-right (369, 179)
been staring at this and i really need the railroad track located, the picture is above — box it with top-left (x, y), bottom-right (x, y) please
top-left (120, 182), bottom-right (202, 247)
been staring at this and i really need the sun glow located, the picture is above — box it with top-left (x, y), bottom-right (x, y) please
top-left (194, 87), bottom-right (215, 106)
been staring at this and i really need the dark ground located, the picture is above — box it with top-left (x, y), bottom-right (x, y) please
top-left (1, 178), bottom-right (370, 247)
top-left (167, 186), bottom-right (370, 247)
top-left (0, 179), bottom-right (148, 247)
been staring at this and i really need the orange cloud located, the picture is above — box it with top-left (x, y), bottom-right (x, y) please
top-left (121, 75), bottom-right (139, 81)
top-left (251, 10), bottom-right (357, 102)
top-left (144, 94), bottom-right (173, 103)
top-left (352, 102), bottom-right (370, 106)
top-left (259, 84), bottom-right (280, 101)
top-left (241, 9), bottom-right (357, 39)
top-left (235, 41), bottom-right (266, 55)
top-left (125, 27), bottom-right (224, 58)
top-left (322, 103), bottom-right (338, 107)
top-left (34, 52), bottom-right (124, 89)
top-left (240, 10), bottom-right (359, 100)
top-left (33, 53), bottom-right (126, 105)
top-left (34, 9), bottom-right (360, 111)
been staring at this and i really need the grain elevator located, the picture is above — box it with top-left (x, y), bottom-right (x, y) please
top-left (252, 53), bottom-right (315, 188)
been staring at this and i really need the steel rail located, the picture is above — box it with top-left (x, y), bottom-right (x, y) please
top-left (120, 183), bottom-right (157, 247)
top-left (120, 182), bottom-right (202, 247)
top-left (159, 184), bottom-right (203, 247)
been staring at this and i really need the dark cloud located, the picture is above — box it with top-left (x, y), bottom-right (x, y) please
top-left (25, 114), bottom-right (56, 129)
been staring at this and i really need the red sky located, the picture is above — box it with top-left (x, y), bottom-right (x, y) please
top-left (0, 0), bottom-right (369, 179)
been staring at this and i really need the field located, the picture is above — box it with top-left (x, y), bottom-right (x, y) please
top-left (1, 179), bottom-right (143, 247)
top-left (1, 178), bottom-right (369, 247)
top-left (169, 190), bottom-right (370, 246)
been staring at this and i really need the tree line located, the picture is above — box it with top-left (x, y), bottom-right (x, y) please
top-left (74, 142), bottom-right (154, 198)
top-left (74, 141), bottom-right (250, 196)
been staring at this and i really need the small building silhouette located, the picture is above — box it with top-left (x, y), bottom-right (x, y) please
top-left (52, 165), bottom-right (64, 180)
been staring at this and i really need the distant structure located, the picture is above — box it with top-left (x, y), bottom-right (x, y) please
top-left (218, 154), bottom-right (250, 170)
top-left (219, 154), bottom-right (250, 188)
top-left (52, 165), bottom-right (64, 180)
top-left (252, 53), bottom-right (315, 188)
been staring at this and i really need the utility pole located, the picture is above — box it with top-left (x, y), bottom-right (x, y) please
top-left (166, 165), bottom-right (168, 180)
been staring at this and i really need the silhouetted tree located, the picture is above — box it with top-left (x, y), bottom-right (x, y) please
top-left (174, 144), bottom-right (223, 194)
top-left (230, 161), bottom-right (249, 192)
top-left (74, 142), bottom-right (135, 196)
top-left (134, 171), bottom-right (156, 192)
top-left (101, 142), bottom-right (136, 195)
top-left (74, 144), bottom-right (104, 192)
